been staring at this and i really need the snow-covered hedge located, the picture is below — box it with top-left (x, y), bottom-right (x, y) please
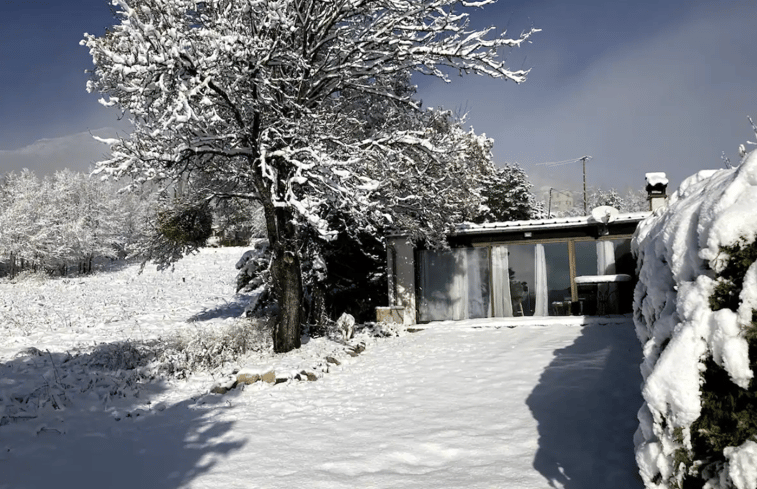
top-left (634, 152), bottom-right (757, 488)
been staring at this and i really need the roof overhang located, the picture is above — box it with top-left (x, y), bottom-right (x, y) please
top-left (448, 212), bottom-right (651, 246)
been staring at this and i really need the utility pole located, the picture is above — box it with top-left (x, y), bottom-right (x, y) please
top-left (537, 155), bottom-right (593, 215)
top-left (580, 155), bottom-right (590, 215)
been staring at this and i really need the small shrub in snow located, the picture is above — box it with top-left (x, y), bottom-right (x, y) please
top-left (156, 318), bottom-right (272, 376)
top-left (8, 269), bottom-right (49, 284)
top-left (85, 342), bottom-right (149, 371)
top-left (357, 321), bottom-right (406, 338)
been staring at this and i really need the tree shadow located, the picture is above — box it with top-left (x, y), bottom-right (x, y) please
top-left (526, 320), bottom-right (643, 488)
top-left (188, 292), bottom-right (257, 322)
top-left (0, 341), bottom-right (246, 489)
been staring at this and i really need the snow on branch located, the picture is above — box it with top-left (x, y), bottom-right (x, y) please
top-left (82, 0), bottom-right (536, 244)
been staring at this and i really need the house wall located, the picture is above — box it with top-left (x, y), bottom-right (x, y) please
top-left (387, 236), bottom-right (416, 325)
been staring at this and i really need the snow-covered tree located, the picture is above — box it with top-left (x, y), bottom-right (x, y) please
top-left (0, 170), bottom-right (45, 272)
top-left (82, 0), bottom-right (538, 352)
top-left (0, 169), bottom-right (157, 276)
top-left (559, 186), bottom-right (649, 217)
top-left (473, 164), bottom-right (543, 223)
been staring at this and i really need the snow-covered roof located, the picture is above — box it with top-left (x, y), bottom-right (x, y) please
top-left (453, 211), bottom-right (651, 236)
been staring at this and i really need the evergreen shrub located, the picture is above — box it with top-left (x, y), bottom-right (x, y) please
top-left (157, 204), bottom-right (213, 246)
top-left (680, 239), bottom-right (757, 488)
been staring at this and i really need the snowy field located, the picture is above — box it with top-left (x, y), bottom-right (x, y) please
top-left (0, 248), bottom-right (643, 488)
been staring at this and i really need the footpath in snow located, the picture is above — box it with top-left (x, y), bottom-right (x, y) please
top-left (0, 250), bottom-right (643, 488)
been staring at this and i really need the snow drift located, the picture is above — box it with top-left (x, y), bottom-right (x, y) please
top-left (633, 151), bottom-right (757, 488)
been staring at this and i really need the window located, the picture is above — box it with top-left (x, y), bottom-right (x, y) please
top-left (418, 248), bottom-right (490, 322)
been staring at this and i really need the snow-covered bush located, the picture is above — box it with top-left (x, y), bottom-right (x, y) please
top-left (156, 318), bottom-right (273, 376)
top-left (156, 203), bottom-right (213, 248)
top-left (633, 150), bottom-right (757, 488)
top-left (0, 318), bottom-right (273, 427)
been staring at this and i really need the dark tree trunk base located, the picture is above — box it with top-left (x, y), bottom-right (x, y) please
top-left (272, 248), bottom-right (303, 353)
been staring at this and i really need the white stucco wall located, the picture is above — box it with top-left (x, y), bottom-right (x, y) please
top-left (387, 236), bottom-right (416, 325)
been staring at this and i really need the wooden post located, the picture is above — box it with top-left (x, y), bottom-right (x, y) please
top-left (568, 240), bottom-right (578, 302)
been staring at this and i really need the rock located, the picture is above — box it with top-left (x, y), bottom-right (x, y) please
top-left (300, 371), bottom-right (318, 381)
top-left (347, 351), bottom-right (359, 357)
top-left (236, 372), bottom-right (261, 384)
top-left (211, 378), bottom-right (238, 394)
top-left (127, 409), bottom-right (148, 418)
top-left (353, 343), bottom-right (366, 353)
top-left (236, 370), bottom-right (276, 384)
top-left (407, 328), bottom-right (425, 333)
top-left (326, 356), bottom-right (341, 366)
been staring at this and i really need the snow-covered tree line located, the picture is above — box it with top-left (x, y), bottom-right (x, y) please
top-left (82, 0), bottom-right (539, 352)
top-left (0, 169), bottom-right (154, 277)
top-left (550, 186), bottom-right (648, 217)
top-left (0, 168), bottom-right (268, 277)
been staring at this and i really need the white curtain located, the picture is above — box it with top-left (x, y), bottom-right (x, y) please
top-left (597, 240), bottom-right (616, 274)
top-left (418, 248), bottom-right (490, 321)
top-left (534, 244), bottom-right (549, 316)
top-left (491, 246), bottom-right (513, 317)
top-left (596, 241), bottom-right (617, 313)
top-left (465, 248), bottom-right (489, 318)
top-left (418, 250), bottom-right (461, 321)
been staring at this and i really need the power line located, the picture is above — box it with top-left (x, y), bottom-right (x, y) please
top-left (536, 156), bottom-right (593, 215)
top-left (535, 156), bottom-right (592, 167)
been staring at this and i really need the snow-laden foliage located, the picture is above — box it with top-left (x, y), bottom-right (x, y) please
top-left (212, 198), bottom-right (265, 245)
top-left (633, 149), bottom-right (757, 488)
top-left (0, 169), bottom-right (155, 276)
top-left (473, 163), bottom-right (544, 223)
top-left (560, 186), bottom-right (648, 217)
top-left (82, 0), bottom-right (538, 352)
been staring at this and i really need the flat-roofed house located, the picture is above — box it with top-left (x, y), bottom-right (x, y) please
top-left (380, 174), bottom-right (668, 325)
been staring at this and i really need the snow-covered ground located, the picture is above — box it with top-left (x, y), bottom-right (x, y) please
top-left (0, 248), bottom-right (643, 488)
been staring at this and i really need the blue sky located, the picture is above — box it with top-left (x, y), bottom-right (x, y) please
top-left (1, 0), bottom-right (756, 195)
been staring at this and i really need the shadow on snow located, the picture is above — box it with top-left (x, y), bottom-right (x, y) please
top-left (0, 341), bottom-right (246, 489)
top-left (188, 292), bottom-right (258, 322)
top-left (526, 320), bottom-right (644, 489)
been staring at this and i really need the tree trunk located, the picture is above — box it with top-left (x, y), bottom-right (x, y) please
top-left (261, 193), bottom-right (303, 353)
top-left (250, 139), bottom-right (304, 353)
top-left (271, 244), bottom-right (303, 353)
